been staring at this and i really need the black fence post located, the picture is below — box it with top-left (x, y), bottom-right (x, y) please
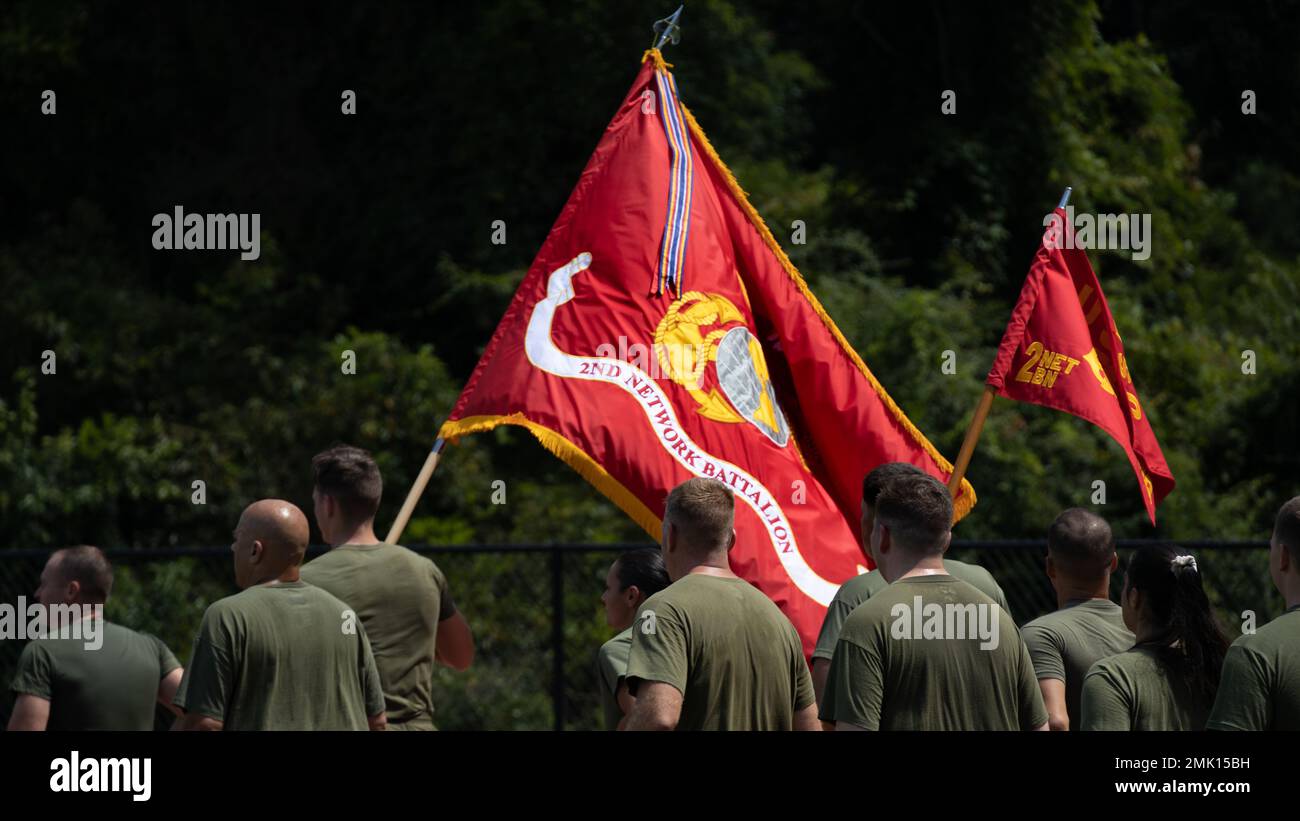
top-left (551, 547), bottom-right (566, 732)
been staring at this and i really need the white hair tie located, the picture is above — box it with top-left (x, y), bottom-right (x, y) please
top-left (1171, 554), bottom-right (1198, 575)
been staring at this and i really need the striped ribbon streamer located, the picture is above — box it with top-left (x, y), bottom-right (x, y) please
top-left (651, 67), bottom-right (693, 298)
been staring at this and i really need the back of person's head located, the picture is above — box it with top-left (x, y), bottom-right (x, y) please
top-left (1273, 496), bottom-right (1300, 566)
top-left (616, 548), bottom-right (671, 599)
top-left (664, 478), bottom-right (735, 554)
top-left (233, 500), bottom-right (311, 588)
top-left (1047, 508), bottom-right (1116, 580)
top-left (862, 462), bottom-right (926, 508)
top-left (312, 444), bottom-right (383, 526)
top-left (874, 473), bottom-right (952, 556)
top-left (1125, 544), bottom-right (1229, 702)
top-left (51, 545), bottom-right (113, 605)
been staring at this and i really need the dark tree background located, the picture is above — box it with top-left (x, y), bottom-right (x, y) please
top-left (1, 0), bottom-right (1298, 726)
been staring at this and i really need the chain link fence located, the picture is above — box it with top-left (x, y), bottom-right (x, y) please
top-left (0, 540), bottom-right (1279, 730)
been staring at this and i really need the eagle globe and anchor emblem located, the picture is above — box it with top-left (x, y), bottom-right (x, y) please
top-left (653, 291), bottom-right (791, 447)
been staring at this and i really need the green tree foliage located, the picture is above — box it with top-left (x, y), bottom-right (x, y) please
top-left (2, 1), bottom-right (1296, 727)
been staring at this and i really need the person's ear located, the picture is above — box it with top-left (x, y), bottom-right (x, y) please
top-left (940, 530), bottom-right (952, 555)
top-left (665, 522), bottom-right (677, 554)
top-left (251, 539), bottom-right (265, 564)
top-left (878, 523), bottom-right (892, 555)
top-left (725, 529), bottom-right (737, 553)
top-left (1279, 543), bottom-right (1292, 575)
top-left (1109, 553), bottom-right (1119, 573)
top-left (66, 579), bottom-right (81, 604)
top-left (624, 584), bottom-right (641, 607)
top-left (1045, 554), bottom-right (1056, 580)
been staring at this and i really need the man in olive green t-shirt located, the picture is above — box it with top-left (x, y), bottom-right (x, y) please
top-left (8, 546), bottom-right (183, 731)
top-left (299, 445), bottom-right (474, 730)
top-left (820, 473), bottom-right (1048, 731)
top-left (174, 500), bottom-right (386, 731)
top-left (1021, 509), bottom-right (1133, 731)
top-left (811, 463), bottom-right (1011, 711)
top-left (624, 478), bottom-right (818, 731)
top-left (1208, 496), bottom-right (1300, 731)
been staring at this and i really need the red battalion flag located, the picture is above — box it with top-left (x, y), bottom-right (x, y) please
top-left (439, 50), bottom-right (975, 654)
top-left (986, 207), bottom-right (1174, 524)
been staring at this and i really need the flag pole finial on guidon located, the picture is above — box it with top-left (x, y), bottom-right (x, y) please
top-left (653, 5), bottom-right (684, 50)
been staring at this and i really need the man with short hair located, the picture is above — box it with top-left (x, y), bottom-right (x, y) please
top-left (300, 444), bottom-right (473, 730)
top-left (174, 499), bottom-right (386, 730)
top-left (1021, 509), bottom-right (1134, 731)
top-left (1207, 496), bottom-right (1300, 730)
top-left (811, 462), bottom-right (1012, 710)
top-left (8, 546), bottom-right (183, 731)
top-left (821, 473), bottom-right (1047, 730)
top-left (623, 478), bottom-right (818, 731)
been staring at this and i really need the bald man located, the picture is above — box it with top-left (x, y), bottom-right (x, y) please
top-left (173, 500), bottom-right (386, 730)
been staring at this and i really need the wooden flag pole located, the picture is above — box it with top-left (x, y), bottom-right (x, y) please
top-left (947, 186), bottom-right (1072, 503)
top-left (947, 387), bottom-right (996, 498)
top-left (384, 438), bottom-right (446, 544)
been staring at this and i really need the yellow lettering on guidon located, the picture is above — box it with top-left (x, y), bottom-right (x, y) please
top-left (1015, 341), bottom-right (1079, 391)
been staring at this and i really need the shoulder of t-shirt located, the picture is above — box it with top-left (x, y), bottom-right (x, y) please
top-left (1228, 614), bottom-right (1292, 656)
top-left (386, 542), bottom-right (447, 578)
top-left (1084, 647), bottom-right (1144, 679)
top-left (203, 591), bottom-right (245, 619)
top-left (836, 584), bottom-right (911, 641)
top-left (640, 578), bottom-right (717, 622)
top-left (642, 578), bottom-right (690, 606)
top-left (1019, 615), bottom-right (1062, 647)
top-left (298, 581), bottom-right (355, 612)
top-left (1022, 605), bottom-right (1076, 637)
top-left (917, 574), bottom-right (1001, 607)
top-left (833, 570), bottom-right (885, 607)
top-left (943, 559), bottom-right (1003, 592)
top-left (15, 638), bottom-right (51, 664)
top-left (599, 627), bottom-right (634, 659)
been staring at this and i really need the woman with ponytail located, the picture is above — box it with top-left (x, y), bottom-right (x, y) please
top-left (595, 548), bottom-right (671, 730)
top-left (1080, 544), bottom-right (1230, 730)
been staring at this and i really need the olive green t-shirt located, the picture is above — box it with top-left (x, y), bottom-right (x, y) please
top-left (811, 559), bottom-right (1013, 662)
top-left (10, 621), bottom-right (180, 731)
top-left (596, 627), bottom-right (633, 731)
top-left (174, 581), bottom-right (385, 730)
top-left (624, 574), bottom-right (814, 730)
top-left (1207, 605), bottom-right (1300, 731)
top-left (1080, 645), bottom-right (1211, 731)
top-left (1021, 598), bottom-right (1134, 729)
top-left (821, 574), bottom-right (1046, 730)
top-left (300, 543), bottom-right (455, 728)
